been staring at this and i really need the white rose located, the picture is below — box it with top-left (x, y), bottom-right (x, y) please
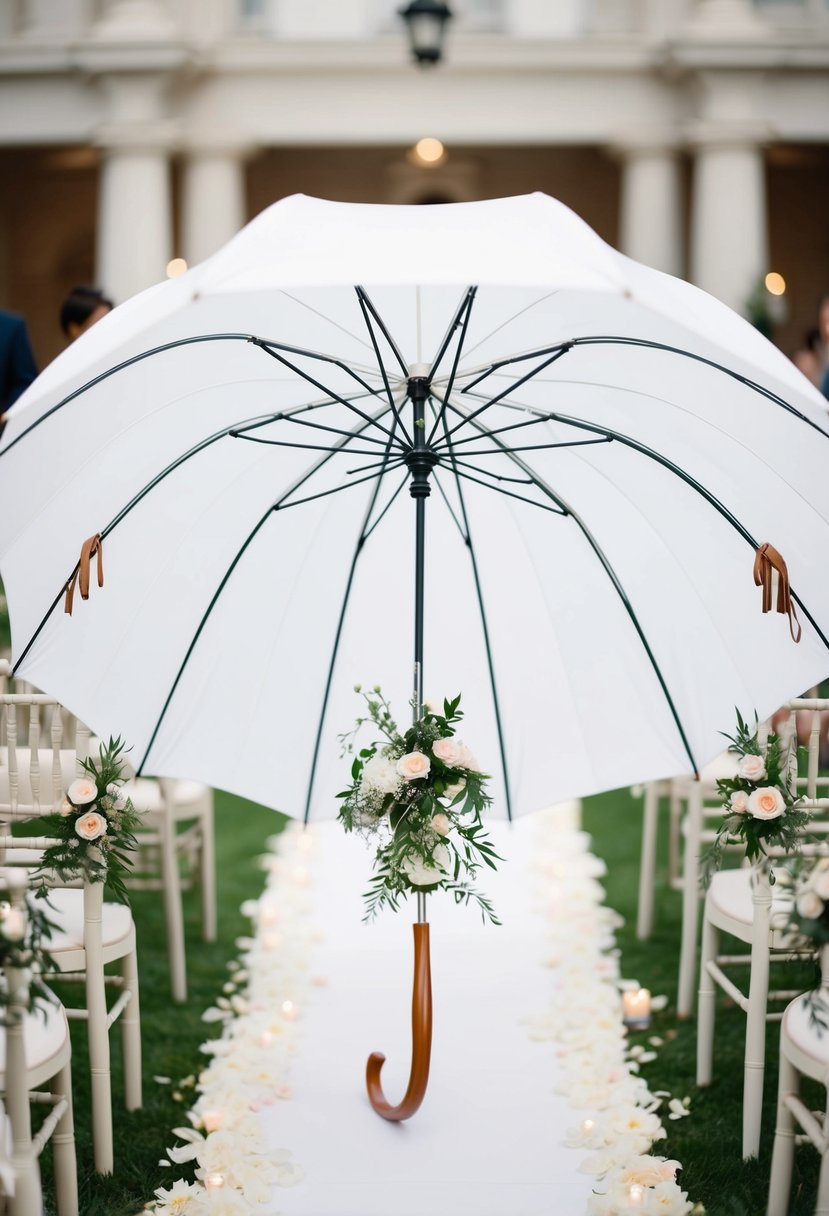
top-left (457, 744), bottom-right (479, 771)
top-left (74, 811), bottom-right (107, 841)
top-left (443, 779), bottom-right (466, 802)
top-left (432, 737), bottom-right (464, 766)
top-left (738, 753), bottom-right (767, 783)
top-left (0, 906), bottom-right (26, 942)
top-left (396, 752), bottom-right (431, 781)
top-left (797, 890), bottom-right (824, 919)
top-left (747, 786), bottom-right (786, 821)
top-left (813, 871), bottom-right (829, 901)
top-left (360, 754), bottom-right (399, 795)
top-left (431, 813), bottom-right (451, 836)
top-left (59, 799), bottom-right (73, 817)
top-left (729, 790), bottom-right (749, 814)
top-left (67, 777), bottom-right (97, 806)
top-left (401, 844), bottom-right (451, 887)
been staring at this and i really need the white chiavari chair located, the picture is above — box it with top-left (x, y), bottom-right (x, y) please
top-left (0, 686), bottom-right (142, 1175)
top-left (697, 700), bottom-right (829, 1160)
top-left (0, 868), bottom-right (78, 1216)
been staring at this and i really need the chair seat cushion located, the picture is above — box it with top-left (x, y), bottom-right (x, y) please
top-left (783, 993), bottom-right (829, 1064)
top-left (0, 1000), bottom-right (69, 1078)
top-left (42, 888), bottom-right (133, 952)
top-left (708, 867), bottom-right (795, 930)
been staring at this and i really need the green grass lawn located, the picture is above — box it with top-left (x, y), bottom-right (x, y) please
top-left (34, 783), bottom-right (823, 1214)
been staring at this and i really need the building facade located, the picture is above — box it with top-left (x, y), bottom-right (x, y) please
top-left (0, 0), bottom-right (828, 366)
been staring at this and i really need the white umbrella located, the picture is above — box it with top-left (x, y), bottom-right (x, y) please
top-left (2, 192), bottom-right (828, 1115)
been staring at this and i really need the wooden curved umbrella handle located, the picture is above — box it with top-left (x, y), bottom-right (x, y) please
top-left (366, 921), bottom-right (432, 1121)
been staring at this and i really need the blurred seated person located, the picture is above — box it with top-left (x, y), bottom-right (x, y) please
top-left (59, 285), bottom-right (113, 343)
top-left (0, 308), bottom-right (37, 412)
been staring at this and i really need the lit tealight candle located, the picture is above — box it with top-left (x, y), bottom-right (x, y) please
top-left (622, 988), bottom-right (651, 1030)
top-left (204, 1173), bottom-right (225, 1191)
top-left (281, 999), bottom-right (298, 1020)
top-left (627, 1183), bottom-right (645, 1206)
top-left (580, 1118), bottom-right (595, 1135)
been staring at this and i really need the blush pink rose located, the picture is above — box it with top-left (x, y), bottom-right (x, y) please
top-left (432, 737), bottom-right (464, 766)
top-left (67, 777), bottom-right (97, 806)
top-left (75, 812), bottom-right (107, 841)
top-left (738, 754), bottom-right (767, 783)
top-left (431, 812), bottom-right (451, 836)
top-left (747, 786), bottom-right (786, 820)
top-left (730, 790), bottom-right (749, 814)
top-left (797, 890), bottom-right (824, 919)
top-left (396, 752), bottom-right (430, 781)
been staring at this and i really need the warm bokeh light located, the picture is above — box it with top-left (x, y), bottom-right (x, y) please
top-left (166, 257), bottom-right (188, 278)
top-left (765, 271), bottom-right (786, 296)
top-left (412, 137), bottom-right (445, 165)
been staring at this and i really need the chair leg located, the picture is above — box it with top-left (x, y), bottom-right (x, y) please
top-left (696, 907), bottom-right (718, 1086)
top-left (82, 882), bottom-right (114, 1174)
top-left (817, 1093), bottom-right (829, 1216)
top-left (159, 808), bottom-right (188, 1003)
top-left (678, 785), bottom-right (703, 1018)
top-left (636, 783), bottom-right (659, 941)
top-left (199, 796), bottom-right (217, 943)
top-left (743, 877), bottom-right (772, 1160)
top-left (121, 944), bottom-right (143, 1112)
top-left (51, 1060), bottom-right (78, 1216)
top-left (766, 1051), bottom-right (798, 1216)
top-left (667, 788), bottom-right (682, 887)
top-left (6, 1058), bottom-right (41, 1216)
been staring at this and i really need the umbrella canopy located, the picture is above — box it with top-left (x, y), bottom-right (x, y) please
top-left (1, 192), bottom-right (828, 821)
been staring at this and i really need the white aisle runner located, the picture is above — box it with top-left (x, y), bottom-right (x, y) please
top-left (258, 814), bottom-right (595, 1216)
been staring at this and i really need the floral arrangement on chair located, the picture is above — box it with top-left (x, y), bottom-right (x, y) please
top-left (337, 687), bottom-right (500, 922)
top-left (0, 876), bottom-right (56, 1023)
top-left (705, 709), bottom-right (810, 878)
top-left (36, 736), bottom-right (142, 904)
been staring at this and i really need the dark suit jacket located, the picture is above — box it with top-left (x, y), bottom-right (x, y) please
top-left (0, 310), bottom-right (38, 413)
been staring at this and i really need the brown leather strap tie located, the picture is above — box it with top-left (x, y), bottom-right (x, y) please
top-left (64, 533), bottom-right (104, 616)
top-left (753, 542), bottom-right (801, 643)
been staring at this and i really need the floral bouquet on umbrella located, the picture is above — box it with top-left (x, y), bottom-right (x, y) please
top-left (337, 687), bottom-right (500, 923)
top-left (705, 709), bottom-right (810, 878)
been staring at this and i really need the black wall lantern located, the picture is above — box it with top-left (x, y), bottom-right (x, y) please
top-left (399, 0), bottom-right (453, 66)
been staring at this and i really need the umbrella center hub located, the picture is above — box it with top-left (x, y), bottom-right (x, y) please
top-left (403, 445), bottom-right (440, 498)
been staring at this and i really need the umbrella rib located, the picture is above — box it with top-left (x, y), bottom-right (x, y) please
top-left (301, 428), bottom-right (405, 824)
top-left (425, 287), bottom-right (477, 447)
top-left (250, 340), bottom-right (404, 449)
top-left (135, 417), bottom-right (394, 776)
top-left (354, 287), bottom-right (409, 376)
top-left (0, 333), bottom-right (335, 458)
top-left (251, 335), bottom-right (383, 397)
top-left (433, 408), bottom-right (513, 821)
top-left (440, 345), bottom-right (574, 445)
top-left (570, 335), bottom-right (829, 440)
top-left (443, 467), bottom-right (566, 514)
top-left (230, 434), bottom-right (393, 458)
top-left (434, 389), bottom-right (701, 775)
top-left (353, 289), bottom-right (413, 445)
top-left (276, 412), bottom-right (395, 447)
top-left (11, 403), bottom-right (394, 680)
top-left (443, 438), bottom-right (615, 457)
top-left (457, 396), bottom-right (829, 653)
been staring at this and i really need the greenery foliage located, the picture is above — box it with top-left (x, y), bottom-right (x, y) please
top-left (703, 709), bottom-right (810, 879)
top-left (337, 687), bottom-right (500, 923)
top-left (35, 737), bottom-right (143, 904)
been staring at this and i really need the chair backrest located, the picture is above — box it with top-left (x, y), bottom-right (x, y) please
top-left (0, 690), bottom-right (90, 821)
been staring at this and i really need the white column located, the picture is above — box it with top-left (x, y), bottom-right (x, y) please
top-left (617, 142), bottom-right (683, 277)
top-left (96, 134), bottom-right (173, 303)
top-left (689, 131), bottom-right (768, 313)
top-left (181, 142), bottom-right (250, 267)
